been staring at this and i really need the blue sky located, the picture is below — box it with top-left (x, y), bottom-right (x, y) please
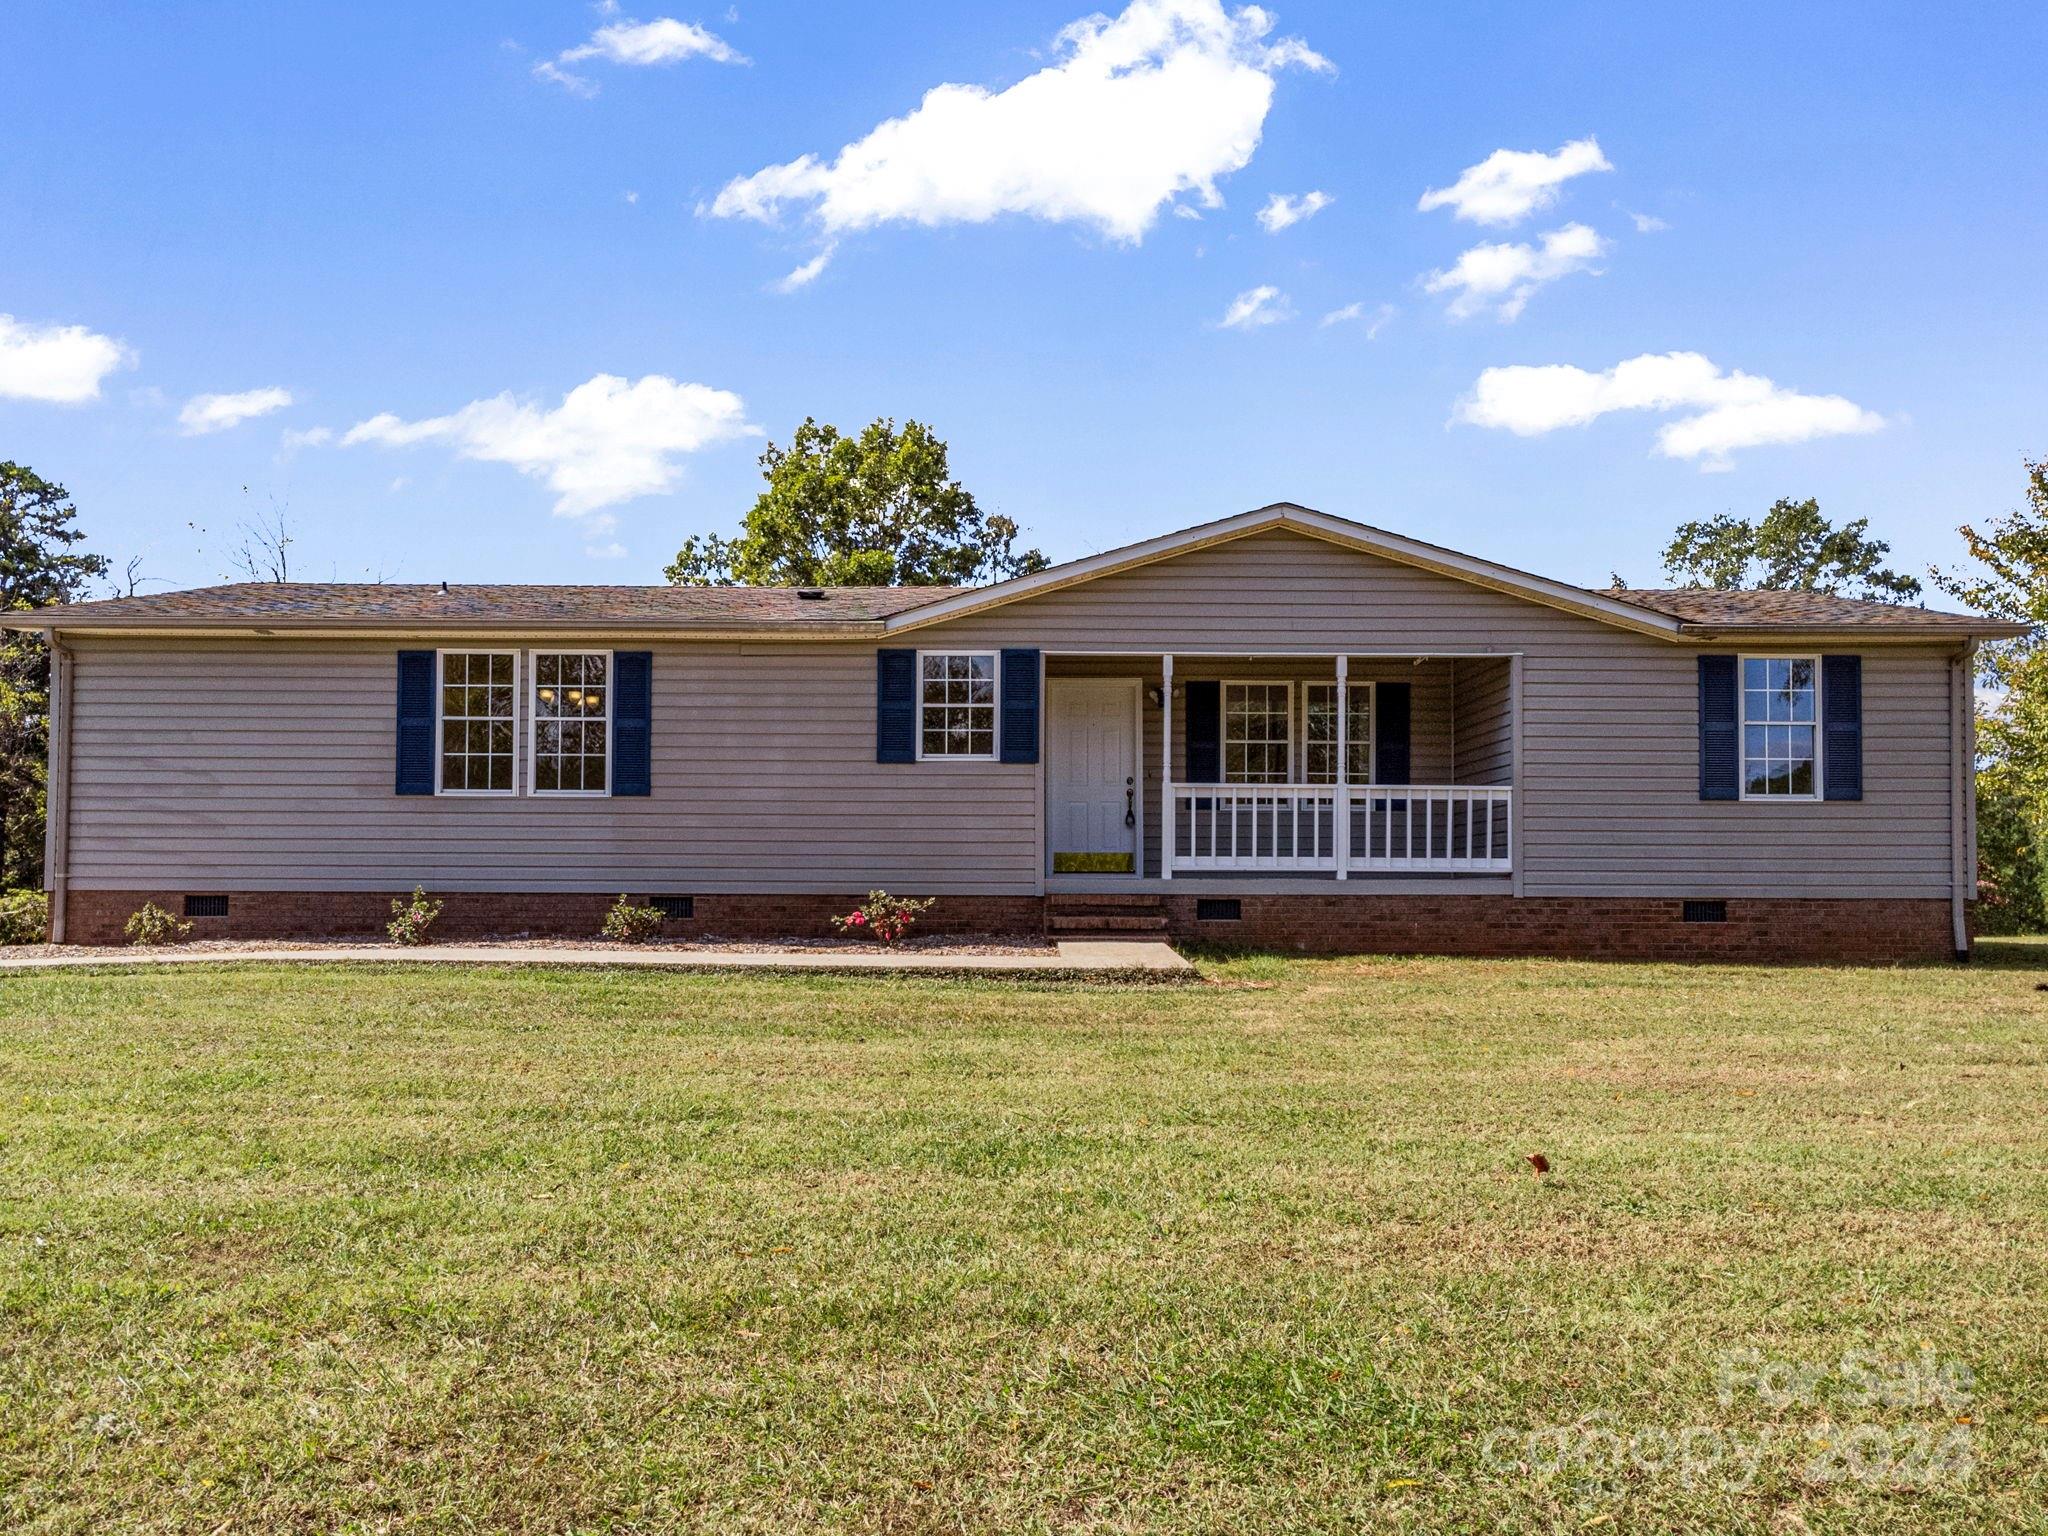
top-left (5, 1), bottom-right (2044, 594)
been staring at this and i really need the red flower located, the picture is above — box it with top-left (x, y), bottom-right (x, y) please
top-left (849, 911), bottom-right (866, 925)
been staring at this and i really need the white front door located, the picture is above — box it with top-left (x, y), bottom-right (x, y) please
top-left (1048, 679), bottom-right (1140, 875)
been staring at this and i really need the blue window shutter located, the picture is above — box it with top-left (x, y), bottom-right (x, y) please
top-left (877, 649), bottom-right (916, 762)
top-left (1822, 654), bottom-right (1863, 801)
top-left (999, 648), bottom-right (1040, 763)
top-left (395, 650), bottom-right (435, 795)
top-left (613, 651), bottom-right (652, 796)
top-left (1375, 682), bottom-right (1411, 785)
top-left (1698, 655), bottom-right (1739, 801)
top-left (1184, 680), bottom-right (1221, 782)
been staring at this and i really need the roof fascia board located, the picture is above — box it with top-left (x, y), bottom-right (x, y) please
top-left (1676, 624), bottom-right (2028, 645)
top-left (13, 620), bottom-right (890, 642)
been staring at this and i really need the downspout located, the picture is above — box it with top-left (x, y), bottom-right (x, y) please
top-left (45, 637), bottom-right (74, 944)
top-left (1951, 642), bottom-right (1976, 962)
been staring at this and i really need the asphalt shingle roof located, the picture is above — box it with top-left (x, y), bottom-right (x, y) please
top-left (14, 581), bottom-right (955, 629)
top-left (1606, 588), bottom-right (2000, 630)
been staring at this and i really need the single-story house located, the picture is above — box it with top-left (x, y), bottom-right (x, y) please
top-left (11, 504), bottom-right (2023, 960)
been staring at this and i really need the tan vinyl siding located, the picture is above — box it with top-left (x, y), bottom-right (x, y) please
top-left (63, 638), bottom-right (1039, 895)
top-left (1451, 657), bottom-right (1513, 785)
top-left (59, 528), bottom-right (1964, 902)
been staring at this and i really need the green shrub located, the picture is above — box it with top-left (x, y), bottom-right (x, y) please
top-left (124, 901), bottom-right (192, 946)
top-left (1976, 777), bottom-right (2048, 934)
top-left (387, 887), bottom-right (444, 946)
top-left (600, 894), bottom-right (666, 944)
top-left (0, 890), bottom-right (49, 945)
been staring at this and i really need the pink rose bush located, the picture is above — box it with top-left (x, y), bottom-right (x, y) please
top-left (831, 890), bottom-right (936, 945)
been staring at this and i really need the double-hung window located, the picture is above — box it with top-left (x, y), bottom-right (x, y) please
top-left (918, 652), bottom-right (998, 759)
top-left (1741, 655), bottom-right (1819, 799)
top-left (1303, 682), bottom-right (1374, 784)
top-left (1223, 682), bottom-right (1293, 783)
top-left (531, 652), bottom-right (610, 794)
top-left (438, 651), bottom-right (518, 794)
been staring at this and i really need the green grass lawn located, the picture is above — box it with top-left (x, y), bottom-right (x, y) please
top-left (3, 946), bottom-right (2046, 1534)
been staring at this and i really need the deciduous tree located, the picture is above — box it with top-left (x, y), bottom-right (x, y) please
top-left (666, 418), bottom-right (1047, 588)
top-left (0, 463), bottom-right (109, 890)
top-left (1661, 497), bottom-right (1921, 600)
top-left (1932, 458), bottom-right (2048, 929)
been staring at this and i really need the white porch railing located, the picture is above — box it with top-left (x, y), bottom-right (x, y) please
top-left (1171, 784), bottom-right (1339, 871)
top-left (1167, 784), bottom-right (1512, 875)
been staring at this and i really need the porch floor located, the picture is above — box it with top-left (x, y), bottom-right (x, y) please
top-left (1045, 874), bottom-right (1516, 895)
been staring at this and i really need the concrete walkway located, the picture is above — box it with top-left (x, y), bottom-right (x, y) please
top-left (0, 938), bottom-right (1193, 978)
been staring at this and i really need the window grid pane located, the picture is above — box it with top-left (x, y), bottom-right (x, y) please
top-left (919, 653), bottom-right (997, 757)
top-left (1303, 685), bottom-right (1373, 784)
top-left (1224, 684), bottom-right (1291, 784)
top-left (532, 652), bottom-right (609, 794)
top-left (440, 652), bottom-right (516, 792)
top-left (1741, 657), bottom-right (1818, 796)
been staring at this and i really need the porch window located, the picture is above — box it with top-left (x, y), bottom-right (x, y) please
top-left (439, 651), bottom-right (517, 794)
top-left (531, 652), bottom-right (609, 795)
top-left (918, 651), bottom-right (998, 759)
top-left (1304, 682), bottom-right (1374, 784)
top-left (1223, 682), bottom-right (1292, 783)
top-left (1741, 655), bottom-right (1818, 798)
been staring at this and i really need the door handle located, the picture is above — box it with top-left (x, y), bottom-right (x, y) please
top-left (1125, 776), bottom-right (1136, 827)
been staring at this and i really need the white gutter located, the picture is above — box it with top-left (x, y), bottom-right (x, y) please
top-left (1951, 642), bottom-right (1978, 960)
top-left (45, 639), bottom-right (74, 944)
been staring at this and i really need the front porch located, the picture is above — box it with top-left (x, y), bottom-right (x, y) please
top-left (1041, 652), bottom-right (1519, 884)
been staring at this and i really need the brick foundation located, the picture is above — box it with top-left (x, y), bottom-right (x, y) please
top-left (59, 888), bottom-right (1959, 963)
top-left (1163, 894), bottom-right (1959, 963)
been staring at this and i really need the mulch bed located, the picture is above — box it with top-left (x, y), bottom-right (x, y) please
top-left (0, 934), bottom-right (1059, 960)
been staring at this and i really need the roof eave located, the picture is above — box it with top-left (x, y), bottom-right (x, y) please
top-left (11, 617), bottom-right (893, 641)
top-left (1675, 622), bottom-right (2028, 644)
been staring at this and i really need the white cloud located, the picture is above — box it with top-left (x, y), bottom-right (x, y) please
top-left (536, 15), bottom-right (746, 92)
top-left (341, 373), bottom-right (757, 515)
top-left (624, 189), bottom-right (641, 205)
top-left (772, 247), bottom-right (835, 292)
top-left (1218, 284), bottom-right (1290, 329)
top-left (1422, 222), bottom-right (1607, 321)
top-left (585, 540), bottom-right (629, 560)
top-left (1629, 210), bottom-right (1669, 234)
top-left (1418, 136), bottom-right (1611, 227)
top-left (280, 426), bottom-right (334, 453)
top-left (1256, 189), bottom-right (1331, 232)
top-left (0, 313), bottom-right (135, 403)
top-left (178, 386), bottom-right (294, 435)
top-left (1321, 300), bottom-right (1394, 337)
top-left (706, 0), bottom-right (1330, 282)
top-left (1455, 351), bottom-right (1885, 470)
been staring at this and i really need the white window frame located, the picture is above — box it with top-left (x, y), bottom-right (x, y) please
top-left (1302, 679), bottom-right (1377, 785)
top-left (915, 649), bottom-right (1001, 762)
top-left (1738, 652), bottom-right (1823, 802)
top-left (526, 649), bottom-right (615, 798)
top-left (434, 648), bottom-right (521, 797)
top-left (1222, 679), bottom-right (1297, 785)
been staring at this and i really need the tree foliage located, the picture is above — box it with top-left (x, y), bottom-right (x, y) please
top-left (1, 463), bottom-right (109, 890)
top-left (1931, 458), bottom-right (2048, 930)
top-left (666, 418), bottom-right (1047, 588)
top-left (1661, 497), bottom-right (1922, 600)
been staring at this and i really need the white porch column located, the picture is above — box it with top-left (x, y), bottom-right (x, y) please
top-left (1334, 654), bottom-right (1349, 880)
top-left (1160, 654), bottom-right (1174, 880)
